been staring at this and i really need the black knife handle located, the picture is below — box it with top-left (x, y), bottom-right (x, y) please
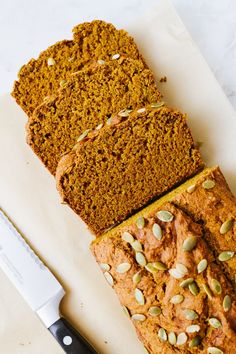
top-left (49, 317), bottom-right (98, 354)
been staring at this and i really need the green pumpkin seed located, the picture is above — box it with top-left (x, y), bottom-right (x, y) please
top-left (186, 184), bottom-right (196, 193)
top-left (170, 294), bottom-right (184, 304)
top-left (135, 288), bottom-right (145, 305)
top-left (153, 261), bottom-right (167, 271)
top-left (207, 347), bottom-right (223, 354)
top-left (184, 309), bottom-right (199, 320)
top-left (209, 318), bottom-right (222, 329)
top-left (176, 332), bottom-right (188, 345)
top-left (168, 332), bottom-right (176, 345)
top-left (104, 271), bottom-right (114, 286)
top-left (202, 284), bottom-right (213, 299)
top-left (211, 279), bottom-right (222, 294)
top-left (148, 306), bottom-right (161, 316)
top-left (118, 108), bottom-right (132, 117)
top-left (223, 295), bottom-right (232, 312)
top-left (169, 268), bottom-right (185, 279)
top-left (220, 219), bottom-right (234, 234)
top-left (60, 79), bottom-right (67, 88)
top-left (145, 263), bottom-right (158, 273)
top-left (132, 313), bottom-right (146, 321)
top-left (186, 325), bottom-right (200, 333)
top-left (122, 231), bottom-right (134, 243)
top-left (176, 263), bottom-right (188, 275)
top-left (151, 102), bottom-right (165, 108)
top-left (47, 57), bottom-right (55, 66)
top-left (135, 252), bottom-right (147, 267)
top-left (122, 306), bottom-right (130, 318)
top-left (189, 336), bottom-right (201, 348)
top-left (152, 223), bottom-right (162, 240)
top-left (116, 262), bottom-right (131, 274)
top-left (112, 53), bottom-right (120, 60)
top-left (197, 259), bottom-right (208, 273)
top-left (131, 240), bottom-right (143, 252)
top-left (183, 236), bottom-right (198, 251)
top-left (202, 179), bottom-right (215, 189)
top-left (99, 263), bottom-right (110, 271)
top-left (189, 281), bottom-right (199, 296)
top-left (133, 271), bottom-right (142, 285)
top-left (158, 328), bottom-right (167, 342)
top-left (156, 210), bottom-right (174, 222)
top-left (97, 59), bottom-right (105, 65)
top-left (137, 107), bottom-right (146, 114)
top-left (218, 251), bottom-right (234, 262)
top-left (180, 278), bottom-right (194, 288)
top-left (136, 216), bottom-right (145, 229)
top-left (77, 129), bottom-right (90, 142)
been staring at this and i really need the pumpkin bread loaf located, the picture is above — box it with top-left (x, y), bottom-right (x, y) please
top-left (12, 20), bottom-right (145, 116)
top-left (56, 104), bottom-right (203, 236)
top-left (27, 57), bottom-right (161, 175)
top-left (91, 187), bottom-right (236, 353)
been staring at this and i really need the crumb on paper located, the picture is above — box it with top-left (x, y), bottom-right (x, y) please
top-left (104, 340), bottom-right (108, 344)
top-left (160, 76), bottom-right (167, 83)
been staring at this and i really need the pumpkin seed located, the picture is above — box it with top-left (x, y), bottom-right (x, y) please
top-left (112, 53), bottom-right (120, 60)
top-left (133, 271), bottom-right (142, 285)
top-left (170, 294), bottom-right (184, 304)
top-left (116, 262), bottom-right (131, 274)
top-left (168, 332), bottom-right (177, 345)
top-left (176, 332), bottom-right (188, 345)
top-left (180, 278), bottom-right (194, 288)
top-left (95, 123), bottom-right (103, 130)
top-left (186, 184), bottom-right (196, 193)
top-left (186, 325), bottom-right (200, 333)
top-left (136, 216), bottom-right (145, 229)
top-left (132, 240), bottom-right (143, 252)
top-left (189, 282), bottom-right (199, 296)
top-left (218, 251), bottom-right (234, 262)
top-left (176, 263), bottom-right (188, 275)
top-left (145, 263), bottom-right (158, 273)
top-left (151, 102), bottom-right (165, 108)
top-left (122, 306), bottom-right (130, 318)
top-left (59, 79), bottom-right (67, 88)
top-left (207, 347), bottom-right (223, 354)
top-left (220, 219), bottom-right (234, 234)
top-left (184, 309), bottom-right (199, 320)
top-left (47, 57), bottom-right (55, 66)
top-left (122, 231), bottom-right (134, 243)
top-left (152, 223), bottom-right (162, 240)
top-left (158, 328), bottom-right (167, 342)
top-left (209, 318), bottom-right (222, 329)
top-left (132, 314), bottom-right (146, 321)
top-left (137, 107), bottom-right (146, 114)
top-left (135, 288), bottom-right (145, 305)
top-left (202, 284), bottom-right (213, 299)
top-left (77, 129), bottom-right (90, 142)
top-left (99, 263), bottom-right (110, 271)
top-left (97, 59), bottom-right (105, 65)
top-left (152, 261), bottom-right (167, 271)
top-left (183, 236), bottom-right (198, 251)
top-left (169, 268), bottom-right (185, 279)
top-left (189, 336), bottom-right (201, 348)
top-left (104, 271), bottom-right (114, 286)
top-left (197, 259), bottom-right (208, 273)
top-left (118, 109), bottom-right (132, 117)
top-left (135, 252), bottom-right (147, 266)
top-left (211, 279), bottom-right (222, 294)
top-left (223, 295), bottom-right (232, 312)
top-left (202, 180), bottom-right (215, 189)
top-left (156, 210), bottom-right (174, 222)
top-left (148, 306), bottom-right (161, 316)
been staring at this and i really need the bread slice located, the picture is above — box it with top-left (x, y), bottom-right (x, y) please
top-left (27, 57), bottom-right (161, 175)
top-left (91, 200), bottom-right (236, 354)
top-left (12, 20), bottom-right (145, 116)
top-left (56, 104), bottom-right (203, 236)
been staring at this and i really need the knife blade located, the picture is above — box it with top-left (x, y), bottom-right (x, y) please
top-left (0, 209), bottom-right (97, 354)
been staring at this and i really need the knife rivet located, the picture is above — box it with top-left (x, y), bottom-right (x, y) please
top-left (63, 336), bottom-right (72, 346)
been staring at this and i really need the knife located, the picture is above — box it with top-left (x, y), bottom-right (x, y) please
top-left (0, 209), bottom-right (97, 354)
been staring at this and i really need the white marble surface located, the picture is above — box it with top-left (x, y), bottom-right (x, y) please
top-left (0, 0), bottom-right (236, 109)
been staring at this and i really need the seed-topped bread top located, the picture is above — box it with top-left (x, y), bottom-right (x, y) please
top-left (56, 104), bottom-right (203, 236)
top-left (26, 57), bottom-right (161, 175)
top-left (91, 202), bottom-right (236, 354)
top-left (12, 20), bottom-right (145, 116)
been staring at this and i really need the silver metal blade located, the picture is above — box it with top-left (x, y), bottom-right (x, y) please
top-left (0, 209), bottom-right (64, 313)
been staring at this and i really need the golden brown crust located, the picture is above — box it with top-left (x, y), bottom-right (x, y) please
top-left (91, 202), bottom-right (236, 353)
top-left (56, 105), bottom-right (203, 236)
top-left (12, 20), bottom-right (145, 116)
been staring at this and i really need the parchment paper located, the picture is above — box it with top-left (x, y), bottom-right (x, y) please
top-left (1, 0), bottom-right (236, 353)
